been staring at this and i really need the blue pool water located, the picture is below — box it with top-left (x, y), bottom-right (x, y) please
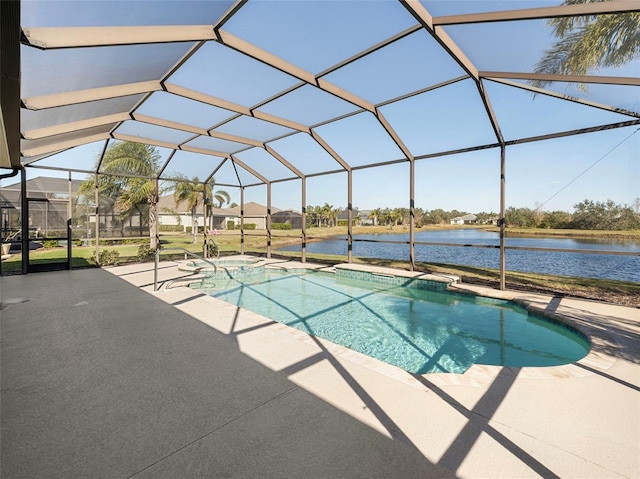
top-left (203, 270), bottom-right (590, 374)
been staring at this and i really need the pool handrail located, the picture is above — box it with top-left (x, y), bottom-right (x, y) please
top-left (154, 247), bottom-right (218, 292)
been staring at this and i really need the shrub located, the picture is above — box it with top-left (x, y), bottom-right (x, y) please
top-left (185, 226), bottom-right (204, 234)
top-left (98, 238), bottom-right (149, 246)
top-left (42, 240), bottom-right (60, 248)
top-left (272, 223), bottom-right (291, 230)
top-left (243, 223), bottom-right (256, 230)
top-left (159, 225), bottom-right (183, 232)
top-left (227, 220), bottom-right (235, 230)
top-left (336, 219), bottom-right (356, 227)
top-left (96, 249), bottom-right (120, 266)
top-left (136, 244), bottom-right (155, 261)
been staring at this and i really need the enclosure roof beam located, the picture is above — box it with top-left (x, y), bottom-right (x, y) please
top-left (23, 113), bottom-right (130, 140)
top-left (489, 78), bottom-right (640, 119)
top-left (132, 113), bottom-right (207, 136)
top-left (204, 158), bottom-right (229, 185)
top-left (22, 81), bottom-right (162, 110)
top-left (309, 131), bottom-right (351, 172)
top-left (20, 150), bottom-right (70, 167)
top-left (164, 82), bottom-right (310, 133)
top-left (111, 133), bottom-right (178, 151)
top-left (218, 31), bottom-right (376, 113)
top-left (317, 24), bottom-right (423, 78)
top-left (22, 25), bottom-right (216, 49)
top-left (433, 1), bottom-right (640, 26)
top-left (374, 110), bottom-right (415, 162)
top-left (481, 71), bottom-right (640, 87)
top-left (21, 132), bottom-right (110, 157)
top-left (477, 80), bottom-right (504, 145)
top-left (26, 164), bottom-right (96, 175)
top-left (400, 0), bottom-right (478, 81)
top-left (504, 119), bottom-right (640, 146)
top-left (208, 131), bottom-right (263, 148)
top-left (230, 155), bottom-right (269, 184)
top-left (180, 145), bottom-right (229, 159)
top-left (212, 0), bottom-right (248, 37)
top-left (264, 145), bottom-right (304, 179)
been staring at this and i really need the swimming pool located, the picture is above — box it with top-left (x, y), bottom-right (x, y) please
top-left (201, 268), bottom-right (590, 374)
top-left (180, 258), bottom-right (265, 281)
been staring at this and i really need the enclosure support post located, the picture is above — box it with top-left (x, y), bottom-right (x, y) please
top-left (347, 170), bottom-right (353, 263)
top-left (499, 145), bottom-right (506, 290)
top-left (409, 158), bottom-right (415, 271)
top-left (94, 173), bottom-right (100, 264)
top-left (153, 178), bottom-right (160, 250)
top-left (266, 182), bottom-right (272, 259)
top-left (67, 171), bottom-right (72, 270)
top-left (20, 167), bottom-right (28, 274)
top-left (301, 177), bottom-right (306, 263)
top-left (240, 187), bottom-right (244, 255)
top-left (202, 181), bottom-right (207, 256)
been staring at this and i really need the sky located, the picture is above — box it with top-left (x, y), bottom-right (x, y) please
top-left (4, 0), bottom-right (639, 215)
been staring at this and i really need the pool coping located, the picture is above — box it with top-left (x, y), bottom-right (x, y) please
top-left (146, 256), bottom-right (639, 390)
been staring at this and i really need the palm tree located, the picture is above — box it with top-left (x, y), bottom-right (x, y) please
top-left (533, 1), bottom-right (639, 89)
top-left (173, 175), bottom-right (230, 243)
top-left (320, 203), bottom-right (333, 227)
top-left (77, 141), bottom-right (163, 249)
top-left (368, 208), bottom-right (381, 226)
top-left (330, 207), bottom-right (342, 227)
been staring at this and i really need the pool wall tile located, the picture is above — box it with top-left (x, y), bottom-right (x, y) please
top-left (334, 267), bottom-right (451, 292)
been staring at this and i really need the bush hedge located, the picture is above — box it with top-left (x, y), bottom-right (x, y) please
top-left (159, 225), bottom-right (183, 232)
top-left (272, 223), bottom-right (291, 230)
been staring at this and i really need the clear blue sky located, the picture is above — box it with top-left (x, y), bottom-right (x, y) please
top-left (5, 0), bottom-right (639, 215)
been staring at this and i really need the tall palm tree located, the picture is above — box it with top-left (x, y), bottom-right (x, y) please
top-left (368, 208), bottom-right (381, 226)
top-left (330, 207), bottom-right (342, 227)
top-left (173, 175), bottom-right (230, 243)
top-left (533, 1), bottom-right (639, 89)
top-left (77, 141), bottom-right (163, 249)
top-left (320, 203), bottom-right (333, 227)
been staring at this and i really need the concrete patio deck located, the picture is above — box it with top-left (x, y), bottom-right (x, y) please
top-left (1, 257), bottom-right (638, 478)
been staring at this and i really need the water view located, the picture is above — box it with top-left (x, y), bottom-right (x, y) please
top-left (278, 229), bottom-right (640, 282)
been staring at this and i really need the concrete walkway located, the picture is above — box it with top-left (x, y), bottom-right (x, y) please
top-left (1, 258), bottom-right (639, 478)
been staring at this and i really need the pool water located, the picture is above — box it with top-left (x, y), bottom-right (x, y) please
top-left (204, 270), bottom-right (590, 374)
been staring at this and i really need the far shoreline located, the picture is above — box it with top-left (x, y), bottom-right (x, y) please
top-left (291, 224), bottom-right (640, 241)
top-left (262, 224), bottom-right (640, 250)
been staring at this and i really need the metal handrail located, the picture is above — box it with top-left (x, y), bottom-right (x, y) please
top-left (154, 247), bottom-right (218, 292)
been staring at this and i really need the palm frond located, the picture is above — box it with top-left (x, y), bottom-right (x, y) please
top-left (533, 9), bottom-right (640, 91)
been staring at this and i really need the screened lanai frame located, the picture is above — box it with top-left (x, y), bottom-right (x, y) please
top-left (1, 0), bottom-right (639, 286)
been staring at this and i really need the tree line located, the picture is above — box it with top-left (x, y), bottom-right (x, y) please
top-left (506, 200), bottom-right (640, 230)
top-left (305, 205), bottom-right (498, 228)
top-left (307, 200), bottom-right (640, 231)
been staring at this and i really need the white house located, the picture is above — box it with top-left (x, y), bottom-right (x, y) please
top-left (450, 214), bottom-right (477, 225)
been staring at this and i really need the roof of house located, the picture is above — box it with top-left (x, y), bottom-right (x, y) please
top-left (338, 209), bottom-right (359, 220)
top-left (225, 202), bottom-right (281, 217)
top-left (1, 176), bottom-right (83, 194)
top-left (272, 208), bottom-right (302, 217)
top-left (156, 196), bottom-right (278, 217)
top-left (1, 176), bottom-right (84, 206)
top-left (451, 214), bottom-right (477, 221)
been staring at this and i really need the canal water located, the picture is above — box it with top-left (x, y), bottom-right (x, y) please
top-left (277, 229), bottom-right (640, 282)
